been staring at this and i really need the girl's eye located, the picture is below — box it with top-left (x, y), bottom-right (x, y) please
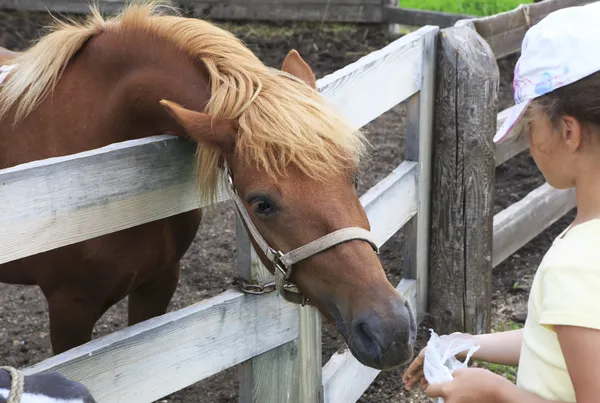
top-left (254, 199), bottom-right (277, 217)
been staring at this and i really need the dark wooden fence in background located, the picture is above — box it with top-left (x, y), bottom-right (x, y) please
top-left (0, 0), bottom-right (472, 26)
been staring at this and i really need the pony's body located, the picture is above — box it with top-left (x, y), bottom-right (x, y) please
top-left (0, 2), bottom-right (417, 370)
top-left (0, 19), bottom-right (206, 353)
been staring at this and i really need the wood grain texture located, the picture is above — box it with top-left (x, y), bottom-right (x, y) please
top-left (317, 25), bottom-right (437, 130)
top-left (401, 22), bottom-right (437, 320)
top-left (192, 2), bottom-right (382, 22)
top-left (402, 93), bottom-right (420, 292)
top-left (493, 183), bottom-right (575, 268)
top-left (321, 279), bottom-right (417, 403)
top-left (494, 105), bottom-right (529, 166)
top-left (383, 5), bottom-right (472, 28)
top-left (298, 305), bottom-right (322, 403)
top-left (359, 161), bottom-right (418, 247)
top-left (0, 0), bottom-right (175, 13)
top-left (428, 25), bottom-right (498, 335)
top-left (24, 288), bottom-right (299, 403)
top-left (407, 28), bottom-right (436, 317)
top-left (0, 135), bottom-right (227, 265)
top-left (193, 0), bottom-right (381, 4)
top-left (456, 0), bottom-right (591, 59)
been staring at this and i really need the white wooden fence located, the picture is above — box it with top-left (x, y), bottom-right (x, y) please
top-left (1, 24), bottom-right (439, 402)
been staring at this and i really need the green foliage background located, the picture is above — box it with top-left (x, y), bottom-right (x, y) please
top-left (399, 0), bottom-right (534, 16)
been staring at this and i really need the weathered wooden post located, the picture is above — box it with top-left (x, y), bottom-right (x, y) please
top-left (383, 0), bottom-right (401, 34)
top-left (427, 24), bottom-right (498, 335)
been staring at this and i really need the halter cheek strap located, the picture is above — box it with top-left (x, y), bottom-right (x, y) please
top-left (225, 164), bottom-right (379, 305)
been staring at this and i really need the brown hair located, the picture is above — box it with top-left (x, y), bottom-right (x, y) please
top-left (529, 70), bottom-right (600, 132)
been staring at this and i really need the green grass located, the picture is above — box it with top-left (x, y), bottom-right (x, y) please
top-left (475, 321), bottom-right (524, 383)
top-left (399, 0), bottom-right (534, 17)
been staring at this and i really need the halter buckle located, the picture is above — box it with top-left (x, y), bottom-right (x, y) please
top-left (225, 167), bottom-right (237, 192)
top-left (272, 249), bottom-right (288, 278)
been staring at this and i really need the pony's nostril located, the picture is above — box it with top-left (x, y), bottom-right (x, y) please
top-left (404, 299), bottom-right (418, 345)
top-left (351, 316), bottom-right (384, 363)
top-left (359, 322), bottom-right (376, 346)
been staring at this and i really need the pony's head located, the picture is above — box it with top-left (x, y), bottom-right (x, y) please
top-left (160, 48), bottom-right (416, 369)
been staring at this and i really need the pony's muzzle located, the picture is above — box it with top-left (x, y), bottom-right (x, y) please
top-left (347, 297), bottom-right (416, 370)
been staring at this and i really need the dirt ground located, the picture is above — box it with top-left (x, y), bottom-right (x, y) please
top-left (0, 8), bottom-right (576, 403)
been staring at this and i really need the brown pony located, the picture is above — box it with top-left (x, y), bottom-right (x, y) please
top-left (0, 1), bottom-right (416, 370)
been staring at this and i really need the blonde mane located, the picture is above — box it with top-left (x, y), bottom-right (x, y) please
top-left (0, 0), bottom-right (368, 203)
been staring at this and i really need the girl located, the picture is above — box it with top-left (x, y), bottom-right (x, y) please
top-left (402, 2), bottom-right (600, 402)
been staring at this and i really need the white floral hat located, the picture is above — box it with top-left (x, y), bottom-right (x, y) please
top-left (494, 1), bottom-right (600, 144)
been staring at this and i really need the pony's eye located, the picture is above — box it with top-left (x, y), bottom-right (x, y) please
top-left (253, 199), bottom-right (277, 217)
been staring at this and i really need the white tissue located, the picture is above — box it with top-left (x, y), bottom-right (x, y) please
top-left (423, 329), bottom-right (480, 403)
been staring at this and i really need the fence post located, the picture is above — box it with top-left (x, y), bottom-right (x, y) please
top-left (383, 0), bottom-right (401, 34)
top-left (403, 27), bottom-right (437, 322)
top-left (427, 24), bottom-right (498, 335)
top-left (236, 216), bottom-right (322, 403)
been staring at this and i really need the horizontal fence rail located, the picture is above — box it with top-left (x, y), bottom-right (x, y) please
top-left (0, 0), bottom-right (381, 22)
top-left (494, 105), bottom-right (529, 166)
top-left (0, 135), bottom-right (226, 265)
top-left (457, 0), bottom-right (592, 59)
top-left (0, 0), bottom-right (470, 25)
top-left (24, 289), bottom-right (299, 402)
top-left (0, 0), bottom-right (148, 13)
top-left (493, 183), bottom-right (576, 268)
top-left (4, 25), bottom-right (439, 403)
top-left (190, 0), bottom-right (384, 22)
top-left (383, 5), bottom-right (473, 28)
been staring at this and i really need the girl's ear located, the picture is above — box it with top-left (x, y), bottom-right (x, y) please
top-left (562, 114), bottom-right (583, 152)
top-left (159, 99), bottom-right (238, 152)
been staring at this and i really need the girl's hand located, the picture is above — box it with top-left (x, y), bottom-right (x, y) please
top-left (424, 367), bottom-right (512, 403)
top-left (402, 332), bottom-right (469, 390)
top-left (402, 346), bottom-right (427, 389)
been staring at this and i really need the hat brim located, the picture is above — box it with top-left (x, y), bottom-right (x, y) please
top-left (494, 100), bottom-right (531, 144)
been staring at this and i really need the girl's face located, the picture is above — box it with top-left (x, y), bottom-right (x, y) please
top-left (527, 107), bottom-right (581, 189)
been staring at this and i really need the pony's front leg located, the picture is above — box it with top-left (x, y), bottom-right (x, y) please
top-left (127, 261), bottom-right (180, 326)
top-left (46, 291), bottom-right (105, 355)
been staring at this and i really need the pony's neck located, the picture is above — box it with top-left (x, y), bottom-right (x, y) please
top-left (1, 27), bottom-right (214, 170)
top-left (86, 30), bottom-right (213, 143)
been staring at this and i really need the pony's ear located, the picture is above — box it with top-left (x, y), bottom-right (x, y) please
top-left (281, 49), bottom-right (316, 89)
top-left (159, 100), bottom-right (238, 152)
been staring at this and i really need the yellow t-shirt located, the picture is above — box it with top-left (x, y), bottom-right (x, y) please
top-left (517, 219), bottom-right (600, 401)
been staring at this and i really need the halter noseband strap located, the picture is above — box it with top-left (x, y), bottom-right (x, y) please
top-left (224, 164), bottom-right (379, 305)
